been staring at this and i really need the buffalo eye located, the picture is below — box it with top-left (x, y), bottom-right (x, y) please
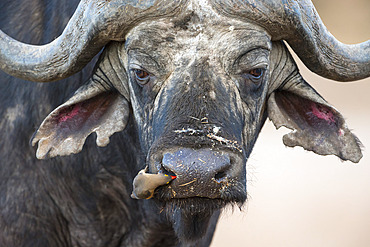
top-left (133, 69), bottom-right (150, 86)
top-left (247, 68), bottom-right (264, 83)
top-left (242, 68), bottom-right (265, 84)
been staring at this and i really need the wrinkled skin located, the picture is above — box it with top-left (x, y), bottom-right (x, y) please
top-left (0, 0), bottom-right (365, 246)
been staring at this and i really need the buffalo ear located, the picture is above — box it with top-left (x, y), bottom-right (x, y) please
top-left (267, 77), bottom-right (362, 163)
top-left (31, 83), bottom-right (129, 159)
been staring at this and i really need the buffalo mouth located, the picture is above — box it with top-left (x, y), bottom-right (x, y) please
top-left (154, 176), bottom-right (247, 202)
top-left (154, 193), bottom-right (246, 242)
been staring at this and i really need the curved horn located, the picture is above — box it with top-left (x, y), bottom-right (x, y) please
top-left (212, 0), bottom-right (370, 82)
top-left (0, 0), bottom-right (182, 82)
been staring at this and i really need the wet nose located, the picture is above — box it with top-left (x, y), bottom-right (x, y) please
top-left (160, 148), bottom-right (235, 198)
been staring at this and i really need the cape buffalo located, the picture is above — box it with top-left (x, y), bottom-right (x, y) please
top-left (0, 0), bottom-right (369, 246)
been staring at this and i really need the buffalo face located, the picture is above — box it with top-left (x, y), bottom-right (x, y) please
top-left (124, 16), bottom-right (271, 239)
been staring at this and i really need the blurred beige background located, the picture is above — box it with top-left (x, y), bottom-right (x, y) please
top-left (212, 0), bottom-right (370, 246)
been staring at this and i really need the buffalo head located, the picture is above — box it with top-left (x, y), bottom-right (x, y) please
top-left (1, 0), bottom-right (368, 243)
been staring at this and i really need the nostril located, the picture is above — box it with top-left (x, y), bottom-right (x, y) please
top-left (214, 170), bottom-right (228, 183)
top-left (160, 164), bottom-right (177, 179)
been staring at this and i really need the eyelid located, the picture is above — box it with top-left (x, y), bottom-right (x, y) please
top-left (130, 63), bottom-right (147, 70)
top-left (130, 64), bottom-right (154, 76)
top-left (234, 63), bottom-right (268, 76)
top-left (248, 63), bottom-right (268, 70)
top-left (232, 54), bottom-right (269, 76)
top-left (248, 64), bottom-right (268, 72)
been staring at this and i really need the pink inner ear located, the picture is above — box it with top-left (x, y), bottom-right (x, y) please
top-left (58, 104), bottom-right (82, 124)
top-left (50, 91), bottom-right (117, 133)
top-left (274, 91), bottom-right (341, 131)
top-left (272, 91), bottom-right (362, 163)
top-left (310, 103), bottom-right (335, 124)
